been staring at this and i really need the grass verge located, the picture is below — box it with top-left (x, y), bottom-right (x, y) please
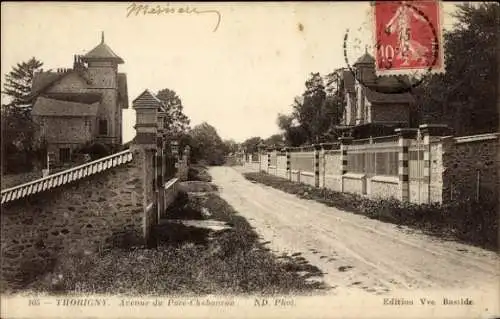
top-left (243, 172), bottom-right (498, 251)
top-left (10, 173), bottom-right (327, 296)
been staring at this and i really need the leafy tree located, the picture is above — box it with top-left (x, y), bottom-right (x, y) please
top-left (415, 2), bottom-right (499, 135)
top-left (264, 133), bottom-right (285, 148)
top-left (241, 136), bottom-right (263, 153)
top-left (156, 88), bottom-right (191, 137)
top-left (277, 72), bottom-right (344, 146)
top-left (188, 122), bottom-right (226, 165)
top-left (222, 139), bottom-right (239, 155)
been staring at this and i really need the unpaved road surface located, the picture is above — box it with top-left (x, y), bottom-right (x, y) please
top-left (210, 166), bottom-right (499, 297)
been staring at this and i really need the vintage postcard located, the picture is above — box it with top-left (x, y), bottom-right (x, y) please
top-left (1, 1), bottom-right (499, 319)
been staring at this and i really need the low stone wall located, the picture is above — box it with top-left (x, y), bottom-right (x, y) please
top-left (324, 175), bottom-right (342, 192)
top-left (342, 174), bottom-right (365, 195)
top-left (0, 150), bottom-right (146, 286)
top-left (369, 176), bottom-right (399, 200)
top-left (299, 171), bottom-right (315, 186)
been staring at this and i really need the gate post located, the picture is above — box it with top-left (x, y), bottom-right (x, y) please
top-left (339, 136), bottom-right (353, 193)
top-left (395, 128), bottom-right (417, 202)
top-left (285, 147), bottom-right (291, 180)
top-left (132, 90), bottom-right (160, 245)
top-left (419, 124), bottom-right (450, 204)
top-left (313, 144), bottom-right (321, 188)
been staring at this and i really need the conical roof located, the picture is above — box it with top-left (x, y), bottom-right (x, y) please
top-left (82, 32), bottom-right (124, 64)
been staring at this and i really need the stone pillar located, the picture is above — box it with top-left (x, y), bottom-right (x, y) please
top-left (267, 147), bottom-right (272, 174)
top-left (339, 136), bottom-right (353, 192)
top-left (132, 96), bottom-right (158, 246)
top-left (319, 143), bottom-right (327, 188)
top-left (419, 124), bottom-right (451, 204)
top-left (395, 128), bottom-right (417, 202)
top-left (285, 147), bottom-right (291, 180)
top-left (313, 144), bottom-right (321, 188)
top-left (257, 144), bottom-right (264, 172)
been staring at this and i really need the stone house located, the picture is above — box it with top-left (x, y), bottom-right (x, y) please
top-left (31, 32), bottom-right (128, 164)
top-left (336, 51), bottom-right (414, 138)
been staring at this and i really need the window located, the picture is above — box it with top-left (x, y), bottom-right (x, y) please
top-left (99, 119), bottom-right (108, 135)
top-left (59, 148), bottom-right (70, 163)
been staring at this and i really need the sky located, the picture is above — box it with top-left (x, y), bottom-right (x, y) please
top-left (1, 2), bottom-right (460, 143)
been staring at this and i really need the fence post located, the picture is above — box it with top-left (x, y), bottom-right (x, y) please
top-left (285, 147), bottom-right (291, 180)
top-left (339, 136), bottom-right (353, 193)
top-left (313, 144), bottom-right (321, 188)
top-left (267, 147), bottom-right (272, 174)
top-left (320, 143), bottom-right (326, 188)
top-left (395, 128), bottom-right (417, 202)
top-left (257, 144), bottom-right (264, 172)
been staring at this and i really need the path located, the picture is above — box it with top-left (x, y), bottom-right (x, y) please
top-left (210, 166), bottom-right (499, 298)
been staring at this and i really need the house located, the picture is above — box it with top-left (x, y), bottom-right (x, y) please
top-left (31, 32), bottom-right (128, 164)
top-left (336, 51), bottom-right (415, 138)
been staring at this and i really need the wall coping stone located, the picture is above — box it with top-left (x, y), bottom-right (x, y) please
top-left (300, 171), bottom-right (315, 176)
top-left (370, 175), bottom-right (399, 184)
top-left (454, 133), bottom-right (499, 144)
top-left (342, 172), bottom-right (366, 179)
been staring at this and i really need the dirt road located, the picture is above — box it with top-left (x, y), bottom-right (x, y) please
top-left (210, 166), bottom-right (499, 297)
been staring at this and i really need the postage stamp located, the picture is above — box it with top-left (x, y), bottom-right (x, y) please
top-left (372, 0), bottom-right (445, 76)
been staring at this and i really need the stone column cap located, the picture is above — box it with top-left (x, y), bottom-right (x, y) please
top-left (395, 127), bottom-right (418, 138)
top-left (418, 124), bottom-right (452, 136)
top-left (338, 136), bottom-right (354, 144)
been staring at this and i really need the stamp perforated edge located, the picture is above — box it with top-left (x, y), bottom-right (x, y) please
top-left (371, 0), bottom-right (446, 77)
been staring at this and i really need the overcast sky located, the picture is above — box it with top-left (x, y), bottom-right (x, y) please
top-left (1, 2), bottom-right (460, 143)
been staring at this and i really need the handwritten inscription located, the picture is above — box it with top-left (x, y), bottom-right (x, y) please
top-left (126, 3), bottom-right (221, 32)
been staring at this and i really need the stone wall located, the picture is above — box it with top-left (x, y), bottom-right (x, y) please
top-left (442, 134), bottom-right (499, 203)
top-left (0, 148), bottom-right (146, 286)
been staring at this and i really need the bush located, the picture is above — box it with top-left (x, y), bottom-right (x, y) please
top-left (188, 165), bottom-right (212, 182)
top-left (74, 142), bottom-right (112, 160)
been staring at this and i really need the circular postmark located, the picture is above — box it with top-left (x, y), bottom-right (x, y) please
top-left (343, 1), bottom-right (442, 94)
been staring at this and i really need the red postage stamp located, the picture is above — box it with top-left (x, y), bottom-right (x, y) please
top-left (372, 0), bottom-right (444, 76)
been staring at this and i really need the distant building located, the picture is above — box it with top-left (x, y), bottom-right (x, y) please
top-left (336, 51), bottom-right (414, 138)
top-left (31, 32), bottom-right (128, 164)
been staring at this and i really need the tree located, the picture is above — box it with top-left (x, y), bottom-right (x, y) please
top-left (277, 72), bottom-right (344, 146)
top-left (241, 136), bottom-right (263, 153)
top-left (1, 57), bottom-right (44, 173)
top-left (156, 88), bottom-right (191, 137)
top-left (264, 133), bottom-right (285, 148)
top-left (276, 113), bottom-right (307, 147)
top-left (222, 139), bottom-right (239, 155)
top-left (188, 122), bottom-right (226, 165)
top-left (414, 2), bottom-right (499, 135)
top-left (2, 57), bottom-right (43, 113)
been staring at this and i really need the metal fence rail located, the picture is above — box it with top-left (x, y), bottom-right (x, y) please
top-left (1, 150), bottom-right (133, 205)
